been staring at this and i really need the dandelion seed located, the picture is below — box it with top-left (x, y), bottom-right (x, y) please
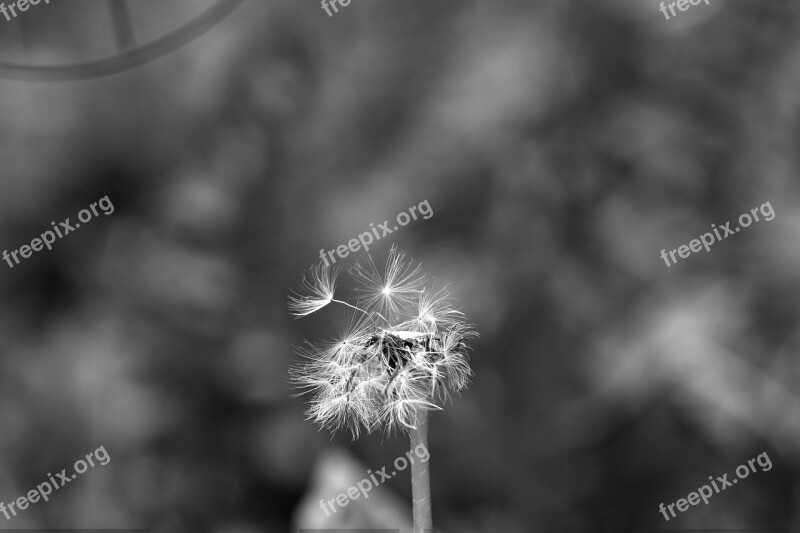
top-left (287, 263), bottom-right (338, 318)
top-left (350, 246), bottom-right (426, 320)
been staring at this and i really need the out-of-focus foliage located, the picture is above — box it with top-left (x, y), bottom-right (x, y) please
top-left (0, 0), bottom-right (799, 532)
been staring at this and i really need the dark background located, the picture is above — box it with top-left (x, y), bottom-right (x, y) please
top-left (0, 0), bottom-right (798, 532)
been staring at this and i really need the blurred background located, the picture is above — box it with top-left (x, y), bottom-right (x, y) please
top-left (0, 0), bottom-right (799, 531)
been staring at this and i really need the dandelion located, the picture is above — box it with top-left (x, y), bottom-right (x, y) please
top-left (288, 246), bottom-right (478, 533)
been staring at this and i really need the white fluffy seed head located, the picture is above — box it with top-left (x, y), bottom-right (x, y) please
top-left (288, 246), bottom-right (478, 439)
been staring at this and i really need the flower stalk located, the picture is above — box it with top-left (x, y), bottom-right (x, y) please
top-left (410, 410), bottom-right (432, 533)
top-left (288, 246), bottom-right (477, 531)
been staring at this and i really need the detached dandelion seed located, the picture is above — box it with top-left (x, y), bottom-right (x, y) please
top-left (288, 263), bottom-right (338, 318)
top-left (288, 245), bottom-right (478, 533)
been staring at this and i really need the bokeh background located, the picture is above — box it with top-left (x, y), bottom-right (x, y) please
top-left (0, 0), bottom-right (799, 532)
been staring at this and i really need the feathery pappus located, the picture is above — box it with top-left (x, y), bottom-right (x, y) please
top-left (288, 246), bottom-right (477, 438)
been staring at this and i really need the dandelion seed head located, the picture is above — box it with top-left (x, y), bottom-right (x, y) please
top-left (288, 246), bottom-right (478, 438)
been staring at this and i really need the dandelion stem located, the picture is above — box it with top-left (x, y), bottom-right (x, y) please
top-left (410, 410), bottom-right (432, 533)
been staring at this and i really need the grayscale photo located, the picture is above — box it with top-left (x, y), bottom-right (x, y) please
top-left (0, 1), bottom-right (797, 532)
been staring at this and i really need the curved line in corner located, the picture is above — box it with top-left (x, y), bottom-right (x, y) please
top-left (0, 0), bottom-right (246, 82)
